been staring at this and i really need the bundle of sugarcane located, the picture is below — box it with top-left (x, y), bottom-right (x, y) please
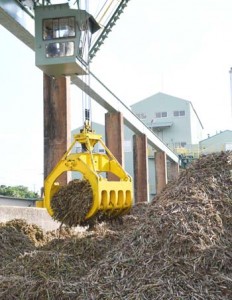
top-left (51, 179), bottom-right (93, 227)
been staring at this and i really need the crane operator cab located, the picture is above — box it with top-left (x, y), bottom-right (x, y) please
top-left (34, 3), bottom-right (100, 77)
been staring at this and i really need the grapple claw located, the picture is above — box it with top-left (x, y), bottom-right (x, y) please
top-left (37, 129), bottom-right (133, 226)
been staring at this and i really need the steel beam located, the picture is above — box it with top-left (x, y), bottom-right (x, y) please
top-left (89, 0), bottom-right (131, 60)
top-left (71, 73), bottom-right (179, 163)
top-left (0, 0), bottom-right (34, 49)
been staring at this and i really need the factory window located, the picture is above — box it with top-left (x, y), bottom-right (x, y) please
top-left (180, 110), bottom-right (185, 116)
top-left (181, 141), bottom-right (187, 147)
top-left (99, 149), bottom-right (105, 153)
top-left (75, 146), bottom-right (82, 153)
top-left (174, 142), bottom-right (187, 148)
top-left (155, 111), bottom-right (167, 118)
top-left (43, 17), bottom-right (75, 40)
top-left (173, 110), bottom-right (185, 117)
top-left (136, 113), bottom-right (147, 120)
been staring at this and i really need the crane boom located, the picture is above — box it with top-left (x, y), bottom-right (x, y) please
top-left (89, 0), bottom-right (131, 61)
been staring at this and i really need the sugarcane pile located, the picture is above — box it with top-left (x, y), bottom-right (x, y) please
top-left (0, 215), bottom-right (136, 299)
top-left (3, 219), bottom-right (45, 246)
top-left (0, 151), bottom-right (232, 299)
top-left (0, 220), bottom-right (35, 268)
top-left (0, 219), bottom-right (74, 269)
top-left (51, 179), bottom-right (93, 227)
top-left (72, 151), bottom-right (232, 299)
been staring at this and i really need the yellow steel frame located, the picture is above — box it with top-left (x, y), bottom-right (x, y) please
top-left (37, 129), bottom-right (133, 221)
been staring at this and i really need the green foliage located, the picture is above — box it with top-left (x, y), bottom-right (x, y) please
top-left (0, 185), bottom-right (39, 199)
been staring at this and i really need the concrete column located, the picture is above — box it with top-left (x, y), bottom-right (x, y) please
top-left (169, 160), bottom-right (179, 181)
top-left (133, 134), bottom-right (148, 202)
top-left (43, 74), bottom-right (71, 185)
top-left (155, 151), bottom-right (167, 195)
top-left (105, 112), bottom-right (124, 180)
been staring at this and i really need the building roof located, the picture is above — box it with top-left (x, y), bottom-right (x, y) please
top-left (147, 121), bottom-right (173, 129)
top-left (0, 195), bottom-right (37, 201)
top-left (131, 92), bottom-right (188, 106)
top-left (200, 130), bottom-right (232, 143)
top-left (189, 102), bottom-right (204, 130)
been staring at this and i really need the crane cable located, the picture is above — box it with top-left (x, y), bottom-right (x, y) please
top-left (95, 0), bottom-right (115, 24)
top-left (81, 0), bottom-right (92, 131)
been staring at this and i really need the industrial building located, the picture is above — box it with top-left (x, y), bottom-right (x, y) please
top-left (131, 92), bottom-right (204, 154)
top-left (200, 130), bottom-right (232, 154)
top-left (125, 92), bottom-right (204, 198)
top-left (0, 195), bottom-right (37, 207)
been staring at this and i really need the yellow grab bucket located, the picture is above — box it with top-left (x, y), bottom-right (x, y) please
top-left (39, 130), bottom-right (133, 223)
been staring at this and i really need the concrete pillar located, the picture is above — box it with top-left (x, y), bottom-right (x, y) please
top-left (105, 112), bottom-right (124, 180)
top-left (169, 160), bottom-right (179, 181)
top-left (133, 134), bottom-right (148, 202)
top-left (43, 74), bottom-right (71, 185)
top-left (155, 151), bottom-right (167, 194)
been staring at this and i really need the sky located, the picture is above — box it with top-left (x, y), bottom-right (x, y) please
top-left (0, 0), bottom-right (232, 192)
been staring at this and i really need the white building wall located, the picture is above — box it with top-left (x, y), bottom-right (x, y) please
top-left (131, 93), bottom-right (202, 148)
top-left (130, 92), bottom-right (203, 199)
top-left (200, 130), bottom-right (232, 153)
top-left (0, 196), bottom-right (36, 207)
